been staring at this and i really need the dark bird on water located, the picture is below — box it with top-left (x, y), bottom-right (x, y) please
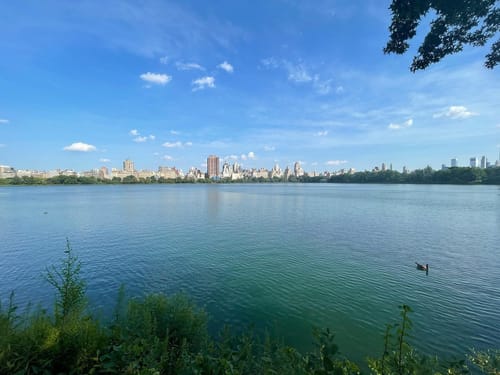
top-left (416, 262), bottom-right (429, 274)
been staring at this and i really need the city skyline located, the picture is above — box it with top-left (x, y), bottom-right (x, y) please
top-left (0, 1), bottom-right (499, 172)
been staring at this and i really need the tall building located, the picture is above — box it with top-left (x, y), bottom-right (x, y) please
top-left (470, 157), bottom-right (478, 168)
top-left (207, 155), bottom-right (220, 178)
top-left (123, 159), bottom-right (135, 173)
top-left (480, 156), bottom-right (487, 169)
top-left (294, 161), bottom-right (304, 177)
top-left (451, 158), bottom-right (458, 168)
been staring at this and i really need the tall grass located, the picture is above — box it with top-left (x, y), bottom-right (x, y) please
top-left (0, 242), bottom-right (498, 374)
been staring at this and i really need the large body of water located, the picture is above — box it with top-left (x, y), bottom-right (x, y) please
top-left (0, 184), bottom-right (499, 363)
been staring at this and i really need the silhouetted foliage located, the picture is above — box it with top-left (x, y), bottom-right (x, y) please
top-left (385, 0), bottom-right (499, 71)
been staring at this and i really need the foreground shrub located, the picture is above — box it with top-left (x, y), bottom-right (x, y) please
top-left (1, 242), bottom-right (498, 374)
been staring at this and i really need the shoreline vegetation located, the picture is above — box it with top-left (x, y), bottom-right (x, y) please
top-left (1, 166), bottom-right (500, 186)
top-left (1, 242), bottom-right (498, 374)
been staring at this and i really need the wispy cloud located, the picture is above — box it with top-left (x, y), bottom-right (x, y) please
top-left (315, 130), bottom-right (329, 136)
top-left (99, 158), bottom-right (111, 163)
top-left (133, 135), bottom-right (155, 143)
top-left (192, 76), bottom-right (215, 91)
top-left (140, 72), bottom-right (172, 85)
top-left (263, 145), bottom-right (275, 151)
top-left (218, 61), bottom-right (234, 73)
top-left (433, 106), bottom-right (478, 119)
top-left (176, 61), bottom-right (205, 71)
top-left (63, 142), bottom-right (96, 152)
top-left (163, 155), bottom-right (174, 160)
top-left (261, 58), bottom-right (336, 95)
top-left (326, 160), bottom-right (348, 166)
top-left (159, 56), bottom-right (169, 64)
top-left (0, 119), bottom-right (9, 124)
top-left (170, 130), bottom-right (180, 135)
top-left (162, 141), bottom-right (192, 148)
top-left (130, 130), bottom-right (155, 143)
top-left (388, 118), bottom-right (413, 130)
top-left (286, 63), bottom-right (313, 83)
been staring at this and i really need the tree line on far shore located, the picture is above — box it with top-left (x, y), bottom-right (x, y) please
top-left (1, 166), bottom-right (500, 186)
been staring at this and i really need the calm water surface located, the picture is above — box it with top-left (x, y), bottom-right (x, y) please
top-left (0, 184), bottom-right (499, 363)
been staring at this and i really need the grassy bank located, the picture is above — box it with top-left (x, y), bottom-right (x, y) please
top-left (1, 241), bottom-right (498, 374)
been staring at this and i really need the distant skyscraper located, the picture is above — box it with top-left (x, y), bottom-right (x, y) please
top-left (470, 157), bottom-right (478, 168)
top-left (480, 156), bottom-right (487, 169)
top-left (451, 158), bottom-right (458, 168)
top-left (123, 159), bottom-right (135, 172)
top-left (294, 161), bottom-right (304, 177)
top-left (381, 163), bottom-right (386, 171)
top-left (207, 155), bottom-right (220, 178)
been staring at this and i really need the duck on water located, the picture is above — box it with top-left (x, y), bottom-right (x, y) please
top-left (416, 262), bottom-right (429, 274)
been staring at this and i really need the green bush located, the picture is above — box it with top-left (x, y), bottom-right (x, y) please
top-left (0, 242), bottom-right (498, 374)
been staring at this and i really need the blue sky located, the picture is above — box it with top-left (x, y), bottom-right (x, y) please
top-left (0, 0), bottom-right (499, 173)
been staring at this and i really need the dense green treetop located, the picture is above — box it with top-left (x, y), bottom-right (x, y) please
top-left (386, 0), bottom-right (499, 71)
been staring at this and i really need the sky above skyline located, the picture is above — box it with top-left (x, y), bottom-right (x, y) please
top-left (1, 0), bottom-right (499, 173)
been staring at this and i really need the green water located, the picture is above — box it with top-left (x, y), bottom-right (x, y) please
top-left (0, 184), bottom-right (499, 364)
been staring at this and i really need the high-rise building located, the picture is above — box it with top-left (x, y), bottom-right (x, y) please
top-left (207, 155), bottom-right (220, 178)
top-left (470, 157), bottom-right (478, 168)
top-left (451, 158), bottom-right (458, 167)
top-left (123, 159), bottom-right (135, 173)
top-left (480, 156), bottom-right (487, 169)
top-left (294, 161), bottom-right (304, 177)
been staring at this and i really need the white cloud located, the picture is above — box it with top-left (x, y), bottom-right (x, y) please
top-left (163, 155), bottom-right (173, 160)
top-left (99, 158), bottom-right (111, 163)
top-left (433, 106), bottom-right (478, 119)
top-left (229, 154), bottom-right (238, 160)
top-left (140, 72), bottom-right (172, 85)
top-left (162, 141), bottom-right (192, 148)
top-left (311, 162), bottom-right (318, 166)
top-left (159, 56), bottom-right (169, 64)
top-left (336, 86), bottom-right (344, 94)
top-left (163, 141), bottom-right (182, 148)
top-left (176, 61), bottom-right (205, 71)
top-left (287, 63), bottom-right (313, 83)
top-left (170, 130), bottom-right (180, 135)
top-left (131, 130), bottom-right (155, 142)
top-left (313, 77), bottom-right (332, 95)
top-left (326, 160), bottom-right (348, 166)
top-left (388, 118), bottom-right (413, 130)
top-left (0, 119), bottom-right (9, 124)
top-left (63, 142), bottom-right (96, 152)
top-left (315, 130), bottom-right (329, 136)
top-left (240, 152), bottom-right (256, 160)
top-left (263, 145), bottom-right (275, 151)
top-left (218, 61), bottom-right (234, 73)
top-left (192, 76), bottom-right (215, 91)
top-left (260, 57), bottom-right (280, 69)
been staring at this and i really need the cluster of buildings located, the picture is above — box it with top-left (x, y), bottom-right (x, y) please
top-left (0, 156), bottom-right (354, 181)
top-left (205, 155), bottom-right (354, 180)
top-left (2, 152), bottom-right (499, 181)
top-left (445, 155), bottom-right (500, 170)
